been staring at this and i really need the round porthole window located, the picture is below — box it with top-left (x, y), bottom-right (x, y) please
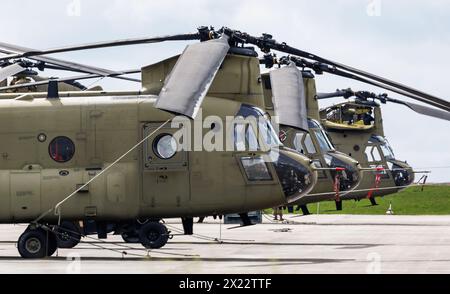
top-left (49, 136), bottom-right (75, 163)
top-left (153, 134), bottom-right (177, 160)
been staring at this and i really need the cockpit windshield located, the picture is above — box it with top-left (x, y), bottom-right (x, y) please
top-left (308, 119), bottom-right (335, 152)
top-left (314, 130), bottom-right (334, 152)
top-left (380, 140), bottom-right (395, 160)
top-left (370, 136), bottom-right (396, 160)
top-left (236, 104), bottom-right (282, 149)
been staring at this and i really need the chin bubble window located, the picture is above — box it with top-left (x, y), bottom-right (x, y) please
top-left (153, 134), bottom-right (177, 160)
top-left (240, 157), bottom-right (273, 181)
top-left (49, 136), bottom-right (75, 163)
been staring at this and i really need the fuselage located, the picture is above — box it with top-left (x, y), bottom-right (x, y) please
top-left (0, 94), bottom-right (316, 223)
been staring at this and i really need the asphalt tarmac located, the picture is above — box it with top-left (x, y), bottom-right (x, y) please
top-left (1, 215), bottom-right (449, 274)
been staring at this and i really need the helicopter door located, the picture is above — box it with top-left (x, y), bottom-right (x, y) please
top-left (141, 123), bottom-right (189, 208)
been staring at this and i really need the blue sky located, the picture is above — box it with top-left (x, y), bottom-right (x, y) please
top-left (1, 0), bottom-right (449, 182)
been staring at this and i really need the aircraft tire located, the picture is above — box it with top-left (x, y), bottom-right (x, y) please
top-left (121, 231), bottom-right (140, 243)
top-left (18, 227), bottom-right (57, 259)
top-left (138, 222), bottom-right (169, 249)
top-left (55, 221), bottom-right (82, 249)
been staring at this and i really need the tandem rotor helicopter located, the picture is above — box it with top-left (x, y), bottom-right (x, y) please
top-left (257, 54), bottom-right (450, 214)
top-left (317, 88), bottom-right (450, 204)
top-left (0, 26), bottom-right (449, 259)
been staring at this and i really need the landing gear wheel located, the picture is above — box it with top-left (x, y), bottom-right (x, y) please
top-left (138, 222), bottom-right (169, 249)
top-left (121, 231), bottom-right (140, 243)
top-left (18, 227), bottom-right (57, 259)
top-left (55, 221), bottom-right (82, 249)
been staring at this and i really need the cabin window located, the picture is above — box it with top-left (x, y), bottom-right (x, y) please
top-left (49, 136), bottom-right (75, 163)
top-left (240, 157), bottom-right (273, 181)
top-left (153, 134), bottom-right (177, 160)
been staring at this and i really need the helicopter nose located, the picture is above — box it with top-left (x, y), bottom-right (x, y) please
top-left (326, 153), bottom-right (361, 191)
top-left (390, 161), bottom-right (415, 187)
top-left (272, 149), bottom-right (317, 203)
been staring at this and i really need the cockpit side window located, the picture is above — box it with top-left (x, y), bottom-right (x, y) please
top-left (234, 104), bottom-right (281, 151)
top-left (365, 146), bottom-right (382, 163)
top-left (234, 124), bottom-right (247, 152)
top-left (313, 130), bottom-right (334, 152)
top-left (369, 135), bottom-right (395, 161)
top-left (294, 132), bottom-right (316, 155)
top-left (308, 119), bottom-right (335, 152)
top-left (293, 133), bottom-right (306, 154)
top-left (234, 123), bottom-right (259, 152)
top-left (304, 133), bottom-right (317, 154)
top-left (372, 147), bottom-right (382, 162)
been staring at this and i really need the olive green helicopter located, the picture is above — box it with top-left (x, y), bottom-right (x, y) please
top-left (0, 27), bottom-right (321, 258)
top-left (259, 54), bottom-right (450, 212)
top-left (131, 55), bottom-right (363, 221)
top-left (317, 88), bottom-right (449, 203)
top-left (0, 26), bottom-right (448, 258)
top-left (260, 63), bottom-right (362, 215)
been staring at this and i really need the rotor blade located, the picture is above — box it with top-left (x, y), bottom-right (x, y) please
top-left (0, 42), bottom-right (141, 82)
top-left (270, 62), bottom-right (308, 131)
top-left (232, 30), bottom-right (450, 110)
top-left (0, 69), bottom-right (141, 92)
top-left (386, 98), bottom-right (450, 121)
top-left (0, 33), bottom-right (200, 62)
top-left (291, 49), bottom-right (450, 111)
top-left (314, 63), bottom-right (450, 112)
top-left (316, 89), bottom-right (353, 100)
top-left (0, 63), bottom-right (25, 82)
top-left (327, 60), bottom-right (450, 111)
top-left (155, 36), bottom-right (230, 119)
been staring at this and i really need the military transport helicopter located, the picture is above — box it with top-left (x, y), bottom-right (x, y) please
top-left (260, 63), bottom-right (362, 214)
top-left (317, 88), bottom-right (450, 202)
top-left (131, 54), bottom-right (362, 220)
top-left (261, 54), bottom-right (450, 211)
top-left (118, 28), bottom-right (450, 219)
top-left (0, 26), bottom-right (448, 258)
top-left (0, 28), bottom-right (320, 258)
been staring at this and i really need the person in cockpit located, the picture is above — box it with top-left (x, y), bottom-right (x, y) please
top-left (363, 109), bottom-right (375, 125)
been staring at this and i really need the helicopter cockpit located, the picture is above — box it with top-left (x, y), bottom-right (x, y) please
top-left (234, 104), bottom-right (316, 202)
top-left (371, 136), bottom-right (395, 161)
top-left (367, 135), bottom-right (414, 188)
top-left (291, 119), bottom-right (360, 192)
top-left (234, 104), bottom-right (282, 150)
top-left (323, 104), bottom-right (376, 131)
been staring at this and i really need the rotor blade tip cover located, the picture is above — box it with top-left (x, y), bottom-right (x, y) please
top-left (270, 62), bottom-right (309, 131)
top-left (0, 63), bottom-right (25, 83)
top-left (155, 36), bottom-right (230, 119)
